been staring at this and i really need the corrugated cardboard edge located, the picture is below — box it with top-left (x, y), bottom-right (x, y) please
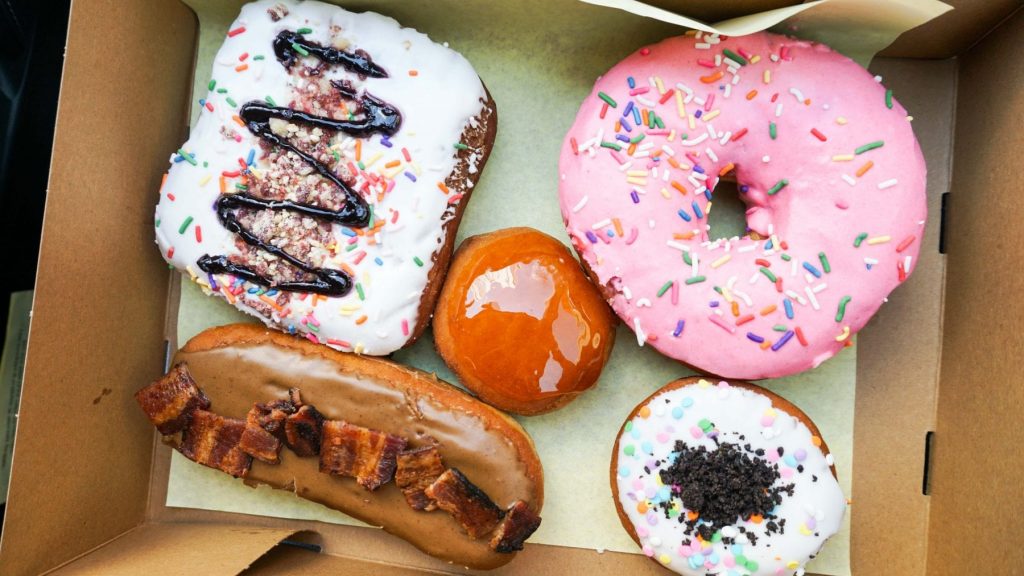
top-left (926, 7), bottom-right (1024, 573)
top-left (47, 523), bottom-right (303, 576)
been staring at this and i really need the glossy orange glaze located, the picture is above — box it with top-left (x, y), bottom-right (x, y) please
top-left (434, 228), bottom-right (616, 415)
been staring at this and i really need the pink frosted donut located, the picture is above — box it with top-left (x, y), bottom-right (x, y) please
top-left (559, 31), bottom-right (926, 379)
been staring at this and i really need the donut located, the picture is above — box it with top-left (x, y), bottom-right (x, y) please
top-left (155, 0), bottom-right (496, 355)
top-left (559, 31), bottom-right (926, 379)
top-left (611, 377), bottom-right (845, 576)
top-left (433, 228), bottom-right (616, 415)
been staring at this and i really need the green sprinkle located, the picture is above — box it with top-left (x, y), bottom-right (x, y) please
top-left (235, 183), bottom-right (248, 191)
top-left (885, 89), bottom-right (893, 109)
top-left (735, 556), bottom-right (748, 567)
top-left (345, 242), bottom-right (358, 252)
top-left (291, 42), bottom-right (309, 56)
top-left (746, 561), bottom-right (759, 572)
top-left (332, 151), bottom-right (341, 162)
top-left (207, 79), bottom-right (216, 90)
top-left (296, 27), bottom-right (313, 34)
top-left (657, 280), bottom-right (674, 297)
top-left (265, 95), bottom-right (276, 106)
top-left (598, 91), bottom-right (618, 108)
top-left (773, 324), bottom-right (788, 332)
top-left (713, 286), bottom-right (723, 295)
top-left (357, 161), bottom-right (366, 171)
top-left (654, 115), bottom-right (665, 129)
top-left (226, 97), bottom-right (237, 107)
top-left (216, 88), bottom-right (227, 94)
top-left (177, 149), bottom-right (197, 166)
top-left (624, 444), bottom-right (636, 456)
top-left (836, 295), bottom-right (852, 322)
top-left (760, 267), bottom-right (777, 282)
top-left (711, 531), bottom-right (723, 543)
top-left (368, 205), bottom-right (375, 228)
top-left (722, 48), bottom-right (747, 65)
top-left (855, 140), bottom-right (884, 155)
top-left (307, 323), bottom-right (320, 333)
top-left (202, 161), bottom-right (208, 168)
top-left (630, 133), bottom-right (646, 144)
top-left (769, 122), bottom-right (777, 140)
top-left (413, 256), bottom-right (424, 267)
top-left (177, 216), bottom-right (194, 234)
top-left (854, 232), bottom-right (868, 247)
top-left (698, 418), bottom-right (713, 431)
top-left (355, 283), bottom-right (365, 301)
top-left (781, 254), bottom-right (792, 262)
top-left (624, 421), bottom-right (633, 432)
top-left (682, 252), bottom-right (692, 266)
top-left (453, 142), bottom-right (469, 150)
top-left (253, 55), bottom-right (265, 61)
top-left (685, 276), bottom-right (706, 285)
top-left (155, 219), bottom-right (161, 227)
top-left (767, 179), bottom-right (788, 196)
top-left (819, 252), bottom-right (831, 273)
top-left (600, 141), bottom-right (622, 151)
top-left (647, 111), bottom-right (655, 129)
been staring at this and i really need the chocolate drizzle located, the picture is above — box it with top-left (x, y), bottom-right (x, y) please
top-left (197, 30), bottom-right (401, 297)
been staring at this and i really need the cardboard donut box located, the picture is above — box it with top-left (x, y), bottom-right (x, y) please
top-left (1, 0), bottom-right (1022, 574)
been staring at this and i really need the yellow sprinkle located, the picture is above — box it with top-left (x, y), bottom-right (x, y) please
top-left (660, 187), bottom-right (671, 199)
top-left (675, 90), bottom-right (686, 119)
top-left (835, 325), bottom-right (851, 341)
top-left (763, 69), bottom-right (771, 84)
top-left (721, 286), bottom-right (735, 303)
top-left (832, 154), bottom-right (854, 162)
top-left (836, 116), bottom-right (848, 125)
top-left (654, 76), bottom-right (666, 94)
top-left (627, 170), bottom-right (649, 177)
top-left (659, 554), bottom-right (672, 565)
top-left (750, 55), bottom-right (761, 64)
top-left (788, 560), bottom-right (801, 568)
top-left (867, 235), bottom-right (892, 245)
top-left (711, 254), bottom-right (732, 269)
top-left (626, 177), bottom-right (647, 186)
top-left (411, 161), bottom-right (422, 176)
top-left (199, 174), bottom-right (212, 186)
top-left (702, 109), bottom-right (721, 122)
top-left (354, 343), bottom-right (364, 354)
top-left (687, 114), bottom-right (696, 130)
top-left (799, 525), bottom-right (813, 536)
top-left (698, 379), bottom-right (711, 388)
top-left (764, 408), bottom-right (776, 417)
top-left (364, 152), bottom-right (383, 167)
top-left (383, 166), bottom-right (403, 179)
top-left (667, 129), bottom-right (677, 142)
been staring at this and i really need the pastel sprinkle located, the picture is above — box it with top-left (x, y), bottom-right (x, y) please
top-left (767, 179), bottom-right (788, 195)
top-left (685, 276), bottom-right (706, 285)
top-left (598, 92), bottom-right (618, 107)
top-left (413, 256), bottom-right (424, 267)
top-left (836, 295), bottom-right (852, 322)
top-left (722, 48), bottom-right (747, 65)
top-left (885, 89), bottom-right (893, 109)
top-left (819, 252), bottom-right (831, 273)
top-left (854, 232), bottom-right (868, 247)
top-left (657, 281), bottom-right (674, 297)
top-left (854, 140), bottom-right (884, 155)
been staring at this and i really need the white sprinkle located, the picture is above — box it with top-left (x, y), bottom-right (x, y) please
top-left (789, 87), bottom-right (805, 102)
top-left (676, 82), bottom-right (694, 96)
top-left (770, 54), bottom-right (780, 62)
top-left (805, 286), bottom-right (821, 310)
top-left (791, 260), bottom-right (799, 277)
top-left (650, 536), bottom-right (663, 547)
top-left (637, 95), bottom-right (656, 108)
top-left (572, 196), bottom-right (589, 213)
top-left (724, 84), bottom-right (732, 98)
top-left (812, 282), bottom-right (828, 293)
top-left (762, 155), bottom-right (771, 163)
top-left (825, 453), bottom-right (835, 465)
top-left (706, 124), bottom-right (717, 139)
top-left (775, 103), bottom-right (784, 117)
top-left (731, 74), bottom-right (741, 85)
top-left (724, 56), bottom-right (743, 68)
top-left (864, 257), bottom-right (879, 265)
top-left (648, 219), bottom-right (656, 229)
top-left (695, 42), bottom-right (711, 49)
top-left (705, 148), bottom-right (719, 162)
top-left (617, 161), bottom-right (633, 172)
top-left (904, 255), bottom-right (913, 271)
top-left (873, 75), bottom-right (883, 83)
top-left (634, 317), bottom-right (647, 346)
top-left (679, 133), bottom-right (708, 147)
top-left (719, 132), bottom-right (731, 146)
top-left (636, 298), bottom-right (652, 308)
top-left (660, 145), bottom-right (676, 157)
top-left (691, 253), bottom-right (699, 277)
top-left (738, 245), bottom-right (756, 253)
top-left (732, 289), bottom-right (753, 306)
top-left (623, 286), bottom-right (633, 300)
top-left (721, 526), bottom-right (738, 538)
top-left (591, 218), bottom-right (611, 230)
top-left (691, 171), bottom-right (708, 181)
top-left (877, 178), bottom-right (898, 189)
top-left (841, 174), bottom-right (857, 186)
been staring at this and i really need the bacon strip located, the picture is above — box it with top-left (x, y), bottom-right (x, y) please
top-left (239, 421), bottom-right (282, 463)
top-left (426, 468), bottom-right (504, 539)
top-left (178, 410), bottom-right (252, 477)
top-left (284, 404), bottom-right (323, 456)
top-left (489, 500), bottom-right (542, 553)
top-left (134, 363), bottom-right (210, 435)
top-left (319, 420), bottom-right (407, 490)
top-left (395, 446), bottom-right (445, 511)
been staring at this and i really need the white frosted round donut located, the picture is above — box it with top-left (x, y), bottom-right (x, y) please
top-left (559, 31), bottom-right (926, 379)
top-left (611, 377), bottom-right (846, 576)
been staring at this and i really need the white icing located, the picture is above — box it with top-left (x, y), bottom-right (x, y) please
top-left (614, 380), bottom-right (845, 576)
top-left (154, 0), bottom-right (487, 354)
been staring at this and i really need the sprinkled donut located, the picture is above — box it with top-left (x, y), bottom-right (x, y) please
top-left (611, 377), bottom-right (845, 576)
top-left (559, 31), bottom-right (926, 379)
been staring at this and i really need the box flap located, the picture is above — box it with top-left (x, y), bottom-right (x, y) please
top-left (49, 522), bottom-right (301, 575)
top-left (0, 0), bottom-right (197, 573)
top-left (927, 8), bottom-right (1024, 574)
top-left (882, 0), bottom-right (1021, 59)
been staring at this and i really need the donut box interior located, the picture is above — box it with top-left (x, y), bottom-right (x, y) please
top-left (2, 0), bottom-right (1022, 574)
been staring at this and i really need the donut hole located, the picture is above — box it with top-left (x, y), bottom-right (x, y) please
top-left (706, 179), bottom-right (750, 242)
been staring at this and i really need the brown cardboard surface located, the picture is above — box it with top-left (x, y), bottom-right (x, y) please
top-left (927, 8), bottom-right (1024, 574)
top-left (852, 57), bottom-right (954, 576)
top-left (50, 523), bottom-right (300, 575)
top-left (882, 0), bottom-right (1022, 59)
top-left (0, 0), bottom-right (197, 574)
